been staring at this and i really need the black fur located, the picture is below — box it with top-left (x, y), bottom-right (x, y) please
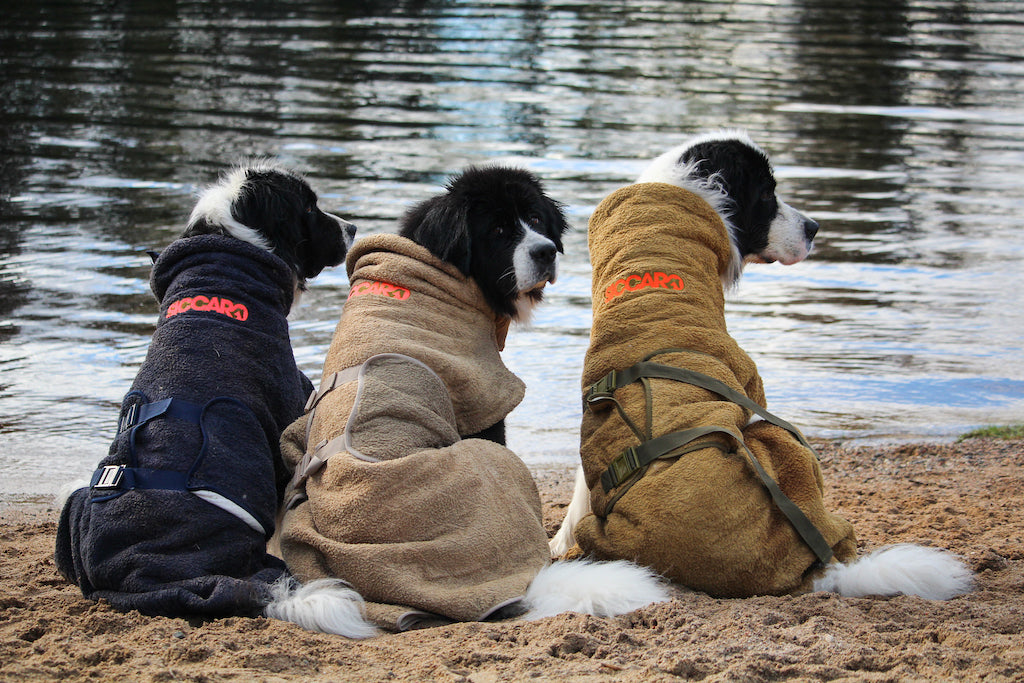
top-left (679, 139), bottom-right (818, 262)
top-left (183, 164), bottom-right (357, 293)
top-left (398, 166), bottom-right (569, 320)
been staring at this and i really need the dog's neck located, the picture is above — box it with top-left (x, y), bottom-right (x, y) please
top-left (511, 293), bottom-right (541, 324)
top-left (638, 160), bottom-right (744, 292)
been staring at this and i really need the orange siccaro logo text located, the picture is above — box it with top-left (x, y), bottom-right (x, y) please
top-left (348, 280), bottom-right (412, 301)
top-left (605, 271), bottom-right (684, 302)
top-left (166, 295), bottom-right (249, 321)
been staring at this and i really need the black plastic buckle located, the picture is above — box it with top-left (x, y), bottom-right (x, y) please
top-left (601, 445), bottom-right (641, 492)
top-left (585, 370), bottom-right (618, 405)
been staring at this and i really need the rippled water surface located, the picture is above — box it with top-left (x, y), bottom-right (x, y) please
top-left (3, 0), bottom-right (1024, 501)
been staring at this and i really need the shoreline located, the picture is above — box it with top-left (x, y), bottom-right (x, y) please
top-left (0, 432), bottom-right (978, 513)
top-left (2, 437), bottom-right (1022, 681)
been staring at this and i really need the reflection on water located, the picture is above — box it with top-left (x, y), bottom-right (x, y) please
top-left (2, 0), bottom-right (1024, 500)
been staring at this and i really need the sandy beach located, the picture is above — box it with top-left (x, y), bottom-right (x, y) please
top-left (2, 437), bottom-right (1021, 682)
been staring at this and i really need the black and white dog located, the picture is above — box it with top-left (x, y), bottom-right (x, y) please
top-left (55, 161), bottom-right (373, 637)
top-left (400, 165), bottom-right (569, 444)
top-left (550, 131), bottom-right (972, 601)
top-left (184, 161), bottom-right (357, 298)
top-left (400, 165), bottom-right (568, 323)
top-left (635, 129), bottom-right (820, 288)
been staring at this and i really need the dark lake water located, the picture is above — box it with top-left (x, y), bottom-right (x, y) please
top-left (3, 0), bottom-right (1024, 503)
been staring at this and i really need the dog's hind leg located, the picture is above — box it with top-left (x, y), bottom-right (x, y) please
top-left (548, 464), bottom-right (589, 557)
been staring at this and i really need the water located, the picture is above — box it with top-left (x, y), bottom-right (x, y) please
top-left (3, 0), bottom-right (1024, 503)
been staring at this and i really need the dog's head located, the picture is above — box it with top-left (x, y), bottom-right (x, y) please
top-left (637, 130), bottom-right (819, 286)
top-left (399, 166), bottom-right (569, 321)
top-left (183, 161), bottom-right (357, 295)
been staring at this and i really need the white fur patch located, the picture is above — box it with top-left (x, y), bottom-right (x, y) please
top-left (264, 577), bottom-right (378, 638)
top-left (813, 544), bottom-right (973, 600)
top-left (187, 160), bottom-right (302, 252)
top-left (762, 199), bottom-right (812, 265)
top-left (327, 211), bottom-right (357, 251)
top-left (191, 489), bottom-right (265, 535)
top-left (522, 560), bottom-right (670, 620)
top-left (512, 221), bottom-right (559, 321)
top-left (55, 479), bottom-right (90, 510)
top-left (512, 223), bottom-right (558, 292)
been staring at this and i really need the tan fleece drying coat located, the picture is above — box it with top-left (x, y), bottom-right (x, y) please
top-left (278, 235), bottom-right (550, 629)
top-left (572, 183), bottom-right (857, 597)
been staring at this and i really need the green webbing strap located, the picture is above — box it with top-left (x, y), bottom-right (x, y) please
top-left (600, 425), bottom-right (729, 492)
top-left (587, 361), bottom-right (814, 451)
top-left (589, 362), bottom-right (834, 565)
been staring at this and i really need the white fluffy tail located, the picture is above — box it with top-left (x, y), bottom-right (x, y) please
top-left (522, 560), bottom-right (670, 621)
top-left (55, 479), bottom-right (90, 510)
top-left (813, 544), bottom-right (973, 600)
top-left (548, 465), bottom-right (590, 557)
top-left (264, 578), bottom-right (378, 638)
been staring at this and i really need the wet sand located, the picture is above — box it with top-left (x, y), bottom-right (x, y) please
top-left (2, 438), bottom-right (1021, 682)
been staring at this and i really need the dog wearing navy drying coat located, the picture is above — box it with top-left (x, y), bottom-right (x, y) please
top-left (55, 162), bottom-right (375, 637)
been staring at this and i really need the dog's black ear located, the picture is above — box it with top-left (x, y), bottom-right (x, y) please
top-left (294, 209), bottom-right (350, 282)
top-left (400, 197), bottom-right (472, 275)
top-left (180, 216), bottom-right (224, 239)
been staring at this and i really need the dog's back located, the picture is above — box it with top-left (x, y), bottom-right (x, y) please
top-left (56, 235), bottom-right (311, 616)
top-left (571, 182), bottom-right (859, 597)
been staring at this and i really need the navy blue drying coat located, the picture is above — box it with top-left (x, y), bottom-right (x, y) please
top-left (55, 234), bottom-right (313, 617)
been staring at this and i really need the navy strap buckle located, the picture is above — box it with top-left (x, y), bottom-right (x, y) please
top-left (117, 404), bottom-right (138, 434)
top-left (93, 464), bottom-right (125, 489)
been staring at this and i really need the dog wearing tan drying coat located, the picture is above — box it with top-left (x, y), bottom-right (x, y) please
top-left (550, 131), bottom-right (973, 601)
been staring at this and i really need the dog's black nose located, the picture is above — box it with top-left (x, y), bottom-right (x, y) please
top-left (531, 242), bottom-right (557, 263)
top-left (345, 222), bottom-right (357, 239)
top-left (804, 217), bottom-right (819, 242)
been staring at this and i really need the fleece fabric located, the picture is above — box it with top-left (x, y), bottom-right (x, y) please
top-left (318, 233), bottom-right (523, 437)
top-left (277, 234), bottom-right (548, 629)
top-left (572, 183), bottom-right (857, 597)
top-left (279, 353), bottom-right (550, 629)
top-left (55, 235), bottom-right (311, 617)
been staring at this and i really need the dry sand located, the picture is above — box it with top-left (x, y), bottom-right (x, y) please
top-left (2, 437), bottom-right (1022, 682)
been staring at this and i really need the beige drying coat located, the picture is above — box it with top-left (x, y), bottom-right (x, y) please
top-left (572, 183), bottom-right (857, 597)
top-left (278, 235), bottom-right (549, 629)
top-left (315, 233), bottom-right (523, 437)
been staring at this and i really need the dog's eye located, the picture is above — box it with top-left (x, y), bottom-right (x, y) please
top-left (760, 190), bottom-right (775, 203)
top-left (306, 205), bottom-right (315, 214)
top-left (528, 215), bottom-right (541, 227)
